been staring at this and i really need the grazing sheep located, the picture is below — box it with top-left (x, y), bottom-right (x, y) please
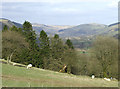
top-left (113, 78), bottom-right (117, 80)
top-left (13, 63), bottom-right (17, 66)
top-left (104, 78), bottom-right (111, 81)
top-left (0, 59), bottom-right (5, 60)
top-left (27, 64), bottom-right (32, 69)
top-left (91, 75), bottom-right (95, 79)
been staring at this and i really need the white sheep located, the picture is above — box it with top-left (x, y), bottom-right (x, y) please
top-left (113, 78), bottom-right (117, 81)
top-left (0, 59), bottom-right (5, 60)
top-left (104, 78), bottom-right (111, 81)
top-left (91, 75), bottom-right (95, 79)
top-left (13, 63), bottom-right (17, 66)
top-left (27, 64), bottom-right (32, 69)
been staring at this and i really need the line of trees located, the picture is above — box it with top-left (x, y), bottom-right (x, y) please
top-left (2, 21), bottom-right (118, 79)
top-left (2, 21), bottom-right (77, 74)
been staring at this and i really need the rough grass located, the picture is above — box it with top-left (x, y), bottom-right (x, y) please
top-left (0, 60), bottom-right (118, 87)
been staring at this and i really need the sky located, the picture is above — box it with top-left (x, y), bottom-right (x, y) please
top-left (1, 0), bottom-right (119, 25)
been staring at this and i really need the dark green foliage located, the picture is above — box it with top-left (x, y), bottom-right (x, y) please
top-left (39, 30), bottom-right (50, 59)
top-left (23, 21), bottom-right (37, 49)
top-left (3, 25), bottom-right (8, 31)
top-left (47, 34), bottom-right (65, 71)
top-left (54, 34), bottom-right (59, 39)
top-left (22, 21), bottom-right (43, 67)
top-left (39, 30), bottom-right (49, 48)
top-left (17, 28), bottom-right (23, 34)
top-left (23, 21), bottom-right (32, 31)
top-left (51, 34), bottom-right (65, 59)
top-left (10, 25), bottom-right (18, 31)
top-left (66, 39), bottom-right (74, 49)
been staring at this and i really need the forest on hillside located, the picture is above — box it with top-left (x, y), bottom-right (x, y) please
top-left (2, 21), bottom-right (118, 79)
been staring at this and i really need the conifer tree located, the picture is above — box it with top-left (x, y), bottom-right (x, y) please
top-left (3, 25), bottom-right (8, 31)
top-left (39, 30), bottom-right (50, 58)
top-left (51, 34), bottom-right (64, 59)
top-left (23, 21), bottom-right (37, 49)
top-left (66, 39), bottom-right (74, 49)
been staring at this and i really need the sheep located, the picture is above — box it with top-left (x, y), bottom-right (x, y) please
top-left (113, 78), bottom-right (117, 81)
top-left (111, 77), bottom-right (117, 81)
top-left (13, 63), bottom-right (17, 66)
top-left (0, 59), bottom-right (5, 60)
top-left (91, 75), bottom-right (95, 79)
top-left (27, 64), bottom-right (32, 69)
top-left (104, 78), bottom-right (111, 81)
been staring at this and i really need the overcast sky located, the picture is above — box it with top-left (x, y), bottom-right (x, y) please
top-left (1, 0), bottom-right (119, 25)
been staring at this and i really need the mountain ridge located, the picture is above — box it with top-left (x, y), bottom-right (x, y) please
top-left (0, 18), bottom-right (118, 38)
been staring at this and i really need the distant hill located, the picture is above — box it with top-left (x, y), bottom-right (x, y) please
top-left (107, 22), bottom-right (119, 39)
top-left (0, 18), bottom-right (119, 39)
top-left (32, 23), bottom-right (74, 35)
top-left (108, 22), bottom-right (120, 27)
top-left (0, 18), bottom-right (22, 30)
top-left (58, 23), bottom-right (109, 37)
top-left (59, 23), bottom-right (119, 38)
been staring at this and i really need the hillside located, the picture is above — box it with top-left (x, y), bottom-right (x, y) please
top-left (58, 23), bottom-right (119, 37)
top-left (32, 22), bottom-right (119, 38)
top-left (106, 23), bottom-right (119, 37)
top-left (0, 18), bottom-right (22, 30)
top-left (1, 60), bottom-right (118, 87)
top-left (32, 23), bottom-right (74, 35)
top-left (0, 18), bottom-right (119, 38)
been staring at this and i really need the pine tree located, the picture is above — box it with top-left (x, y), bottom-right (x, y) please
top-left (39, 30), bottom-right (50, 58)
top-left (23, 21), bottom-right (32, 31)
top-left (65, 39), bottom-right (74, 49)
top-left (51, 34), bottom-right (65, 59)
top-left (22, 21), bottom-right (42, 68)
top-left (23, 21), bottom-right (37, 49)
top-left (3, 25), bottom-right (8, 31)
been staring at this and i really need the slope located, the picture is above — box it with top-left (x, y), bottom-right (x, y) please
top-left (0, 18), bottom-right (22, 30)
top-left (1, 60), bottom-right (118, 87)
top-left (32, 23), bottom-right (74, 35)
top-left (58, 23), bottom-right (119, 37)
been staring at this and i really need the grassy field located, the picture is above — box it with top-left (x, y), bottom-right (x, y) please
top-left (0, 60), bottom-right (118, 87)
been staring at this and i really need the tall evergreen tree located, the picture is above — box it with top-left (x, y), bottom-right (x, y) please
top-left (23, 21), bottom-right (37, 49)
top-left (39, 30), bottom-right (50, 58)
top-left (65, 39), bottom-right (74, 49)
top-left (22, 21), bottom-right (43, 68)
top-left (39, 30), bottom-right (50, 68)
top-left (23, 21), bottom-right (32, 31)
top-left (3, 25), bottom-right (8, 31)
top-left (51, 34), bottom-right (65, 59)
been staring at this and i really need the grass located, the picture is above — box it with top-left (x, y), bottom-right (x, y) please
top-left (0, 60), bottom-right (118, 87)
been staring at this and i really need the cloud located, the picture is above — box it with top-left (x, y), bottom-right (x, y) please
top-left (107, 1), bottom-right (118, 8)
top-left (2, 0), bottom-right (118, 25)
top-left (53, 8), bottom-right (78, 13)
top-left (3, 0), bottom-right (119, 3)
